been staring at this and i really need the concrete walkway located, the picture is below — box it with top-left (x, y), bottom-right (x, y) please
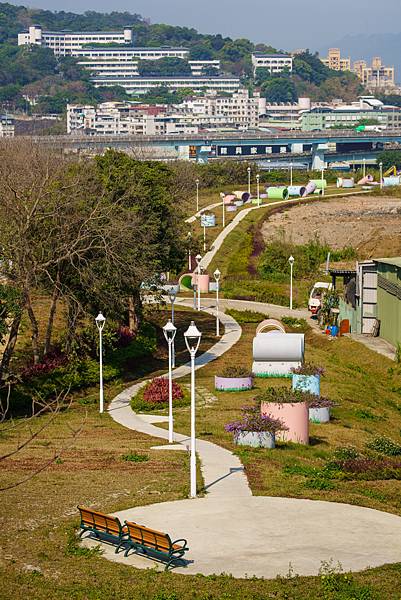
top-left (349, 333), bottom-right (396, 362)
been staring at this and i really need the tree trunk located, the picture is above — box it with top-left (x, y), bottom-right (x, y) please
top-left (0, 312), bottom-right (23, 382)
top-left (64, 300), bottom-right (80, 356)
top-left (44, 278), bottom-right (60, 356)
top-left (128, 290), bottom-right (142, 334)
top-left (25, 292), bottom-right (40, 365)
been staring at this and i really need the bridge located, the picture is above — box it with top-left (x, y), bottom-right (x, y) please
top-left (23, 129), bottom-right (401, 168)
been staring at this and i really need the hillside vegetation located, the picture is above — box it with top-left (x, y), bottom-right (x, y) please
top-left (0, 2), bottom-right (363, 114)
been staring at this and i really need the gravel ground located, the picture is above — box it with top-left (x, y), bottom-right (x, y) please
top-left (261, 195), bottom-right (401, 257)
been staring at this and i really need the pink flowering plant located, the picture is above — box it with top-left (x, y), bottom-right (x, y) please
top-left (225, 403), bottom-right (287, 437)
top-left (143, 377), bottom-right (184, 404)
top-left (291, 363), bottom-right (325, 376)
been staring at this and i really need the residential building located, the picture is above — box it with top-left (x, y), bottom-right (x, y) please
top-left (353, 57), bottom-right (395, 91)
top-left (301, 96), bottom-right (401, 130)
top-left (0, 116), bottom-right (15, 137)
top-left (321, 48), bottom-right (351, 71)
top-left (177, 89), bottom-right (259, 129)
top-left (251, 53), bottom-right (293, 75)
top-left (90, 75), bottom-right (241, 95)
top-left (18, 25), bottom-right (133, 55)
top-left (258, 97), bottom-right (312, 129)
top-left (67, 102), bottom-right (198, 135)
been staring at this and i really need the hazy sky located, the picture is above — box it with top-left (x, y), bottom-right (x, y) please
top-left (13, 0), bottom-right (401, 50)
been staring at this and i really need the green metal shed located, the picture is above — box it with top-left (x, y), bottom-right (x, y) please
top-left (375, 258), bottom-right (401, 347)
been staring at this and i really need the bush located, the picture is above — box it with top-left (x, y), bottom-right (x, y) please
top-left (225, 403), bottom-right (287, 435)
top-left (292, 363), bottom-right (325, 376)
top-left (220, 366), bottom-right (252, 378)
top-left (255, 387), bottom-right (313, 405)
top-left (121, 452), bottom-right (149, 463)
top-left (143, 377), bottom-right (184, 404)
top-left (281, 316), bottom-right (309, 332)
top-left (367, 435), bottom-right (401, 456)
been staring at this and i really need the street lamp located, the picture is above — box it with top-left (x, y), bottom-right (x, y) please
top-left (163, 319), bottom-right (177, 444)
top-left (187, 231), bottom-right (192, 271)
top-left (195, 178), bottom-right (200, 213)
top-left (203, 221), bottom-right (206, 252)
top-left (213, 268), bottom-right (221, 336)
top-left (247, 166), bottom-right (251, 195)
top-left (290, 162), bottom-right (293, 186)
top-left (95, 312), bottom-right (106, 414)
top-left (221, 193), bottom-right (226, 229)
top-left (363, 158), bottom-right (366, 179)
top-left (256, 173), bottom-right (260, 206)
top-left (288, 256), bottom-right (294, 311)
top-left (195, 254), bottom-right (202, 311)
top-left (379, 162), bottom-right (383, 190)
top-left (184, 320), bottom-right (202, 498)
top-left (168, 287), bottom-right (177, 368)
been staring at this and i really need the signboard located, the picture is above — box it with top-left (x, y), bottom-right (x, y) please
top-left (214, 144), bottom-right (290, 157)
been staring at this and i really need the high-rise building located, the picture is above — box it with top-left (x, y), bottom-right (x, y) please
top-left (353, 57), bottom-right (395, 90)
top-left (322, 48), bottom-right (351, 71)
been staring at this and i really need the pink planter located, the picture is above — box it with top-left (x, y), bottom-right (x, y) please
top-left (261, 401), bottom-right (309, 445)
top-left (215, 375), bottom-right (253, 392)
top-left (191, 273), bottom-right (210, 293)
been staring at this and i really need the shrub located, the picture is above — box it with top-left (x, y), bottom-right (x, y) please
top-left (121, 452), bottom-right (149, 463)
top-left (308, 396), bottom-right (336, 409)
top-left (143, 377), bottom-right (184, 404)
top-left (367, 435), bottom-right (401, 456)
top-left (292, 363), bottom-right (325, 376)
top-left (225, 403), bottom-right (287, 436)
top-left (281, 316), bottom-right (309, 332)
top-left (21, 350), bottom-right (68, 381)
top-left (255, 387), bottom-right (312, 405)
top-left (220, 366), bottom-right (252, 378)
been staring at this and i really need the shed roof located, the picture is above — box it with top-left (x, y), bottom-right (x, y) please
top-left (375, 257), bottom-right (401, 268)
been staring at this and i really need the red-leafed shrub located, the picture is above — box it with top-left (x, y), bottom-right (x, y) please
top-left (21, 350), bottom-right (68, 381)
top-left (143, 377), bottom-right (184, 404)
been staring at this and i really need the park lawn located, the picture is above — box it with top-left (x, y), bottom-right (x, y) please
top-left (2, 321), bottom-right (401, 597)
top-left (166, 322), bottom-right (401, 518)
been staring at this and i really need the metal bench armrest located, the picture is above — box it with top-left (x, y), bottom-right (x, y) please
top-left (171, 538), bottom-right (188, 549)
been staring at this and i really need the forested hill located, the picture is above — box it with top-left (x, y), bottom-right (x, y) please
top-left (0, 2), bottom-right (363, 116)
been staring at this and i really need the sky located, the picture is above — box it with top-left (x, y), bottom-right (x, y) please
top-left (13, 0), bottom-right (401, 50)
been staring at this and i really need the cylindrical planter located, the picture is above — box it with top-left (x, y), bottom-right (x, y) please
top-left (310, 179), bottom-right (327, 189)
top-left (234, 200), bottom-right (244, 207)
top-left (292, 374), bottom-right (320, 396)
top-left (261, 401), bottom-right (309, 444)
top-left (309, 407), bottom-right (330, 423)
top-left (383, 176), bottom-right (400, 187)
top-left (342, 178), bottom-right (354, 188)
top-left (234, 431), bottom-right (275, 449)
top-left (191, 273), bottom-right (210, 293)
top-left (302, 181), bottom-right (316, 196)
top-left (267, 186), bottom-right (289, 200)
top-left (226, 204), bottom-right (237, 212)
top-left (288, 185), bottom-right (306, 197)
top-left (215, 375), bottom-right (253, 392)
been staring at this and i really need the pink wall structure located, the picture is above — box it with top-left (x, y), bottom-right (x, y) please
top-left (191, 273), bottom-right (210, 293)
top-left (261, 401), bottom-right (309, 445)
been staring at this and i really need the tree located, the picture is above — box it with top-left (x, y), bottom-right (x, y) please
top-left (377, 150), bottom-right (401, 170)
top-left (261, 76), bottom-right (298, 103)
top-left (138, 57), bottom-right (192, 77)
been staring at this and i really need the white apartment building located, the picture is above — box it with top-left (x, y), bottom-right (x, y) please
top-left (18, 25), bottom-right (133, 55)
top-left (67, 102), bottom-right (199, 136)
top-left (0, 116), bottom-right (15, 137)
top-left (177, 90), bottom-right (259, 129)
top-left (71, 46), bottom-right (189, 61)
top-left (251, 53), bottom-right (293, 75)
top-left (76, 57), bottom-right (220, 80)
top-left (90, 75), bottom-right (241, 95)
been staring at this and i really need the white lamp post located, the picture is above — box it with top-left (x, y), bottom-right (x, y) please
top-left (168, 287), bottom-right (177, 368)
top-left (195, 254), bottom-right (202, 311)
top-left (247, 166), bottom-right (251, 195)
top-left (187, 231), bottom-right (192, 271)
top-left (163, 319), bottom-right (177, 444)
top-left (363, 158), bottom-right (366, 179)
top-left (95, 312), bottom-right (106, 414)
top-left (379, 162), bottom-right (383, 190)
top-left (288, 256), bottom-right (294, 311)
top-left (213, 268), bottom-right (221, 336)
top-left (184, 321), bottom-right (202, 498)
top-left (221, 194), bottom-right (226, 229)
top-left (290, 162), bottom-right (293, 186)
top-left (203, 222), bottom-right (206, 252)
top-left (195, 178), bottom-right (200, 213)
top-left (256, 173), bottom-right (260, 206)
top-left (321, 167), bottom-right (325, 197)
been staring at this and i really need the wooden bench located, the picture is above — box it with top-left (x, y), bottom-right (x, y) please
top-left (124, 520), bottom-right (189, 570)
top-left (77, 506), bottom-right (127, 553)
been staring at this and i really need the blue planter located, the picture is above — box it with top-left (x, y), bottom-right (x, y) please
top-left (292, 374), bottom-right (320, 396)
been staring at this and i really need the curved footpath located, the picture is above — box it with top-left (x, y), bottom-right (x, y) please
top-left (83, 299), bottom-right (401, 578)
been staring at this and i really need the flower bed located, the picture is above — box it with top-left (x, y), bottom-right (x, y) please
top-left (225, 403), bottom-right (286, 449)
top-left (215, 366), bottom-right (253, 392)
top-left (131, 377), bottom-right (190, 413)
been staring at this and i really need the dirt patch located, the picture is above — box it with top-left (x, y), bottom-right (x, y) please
top-left (261, 195), bottom-right (401, 258)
